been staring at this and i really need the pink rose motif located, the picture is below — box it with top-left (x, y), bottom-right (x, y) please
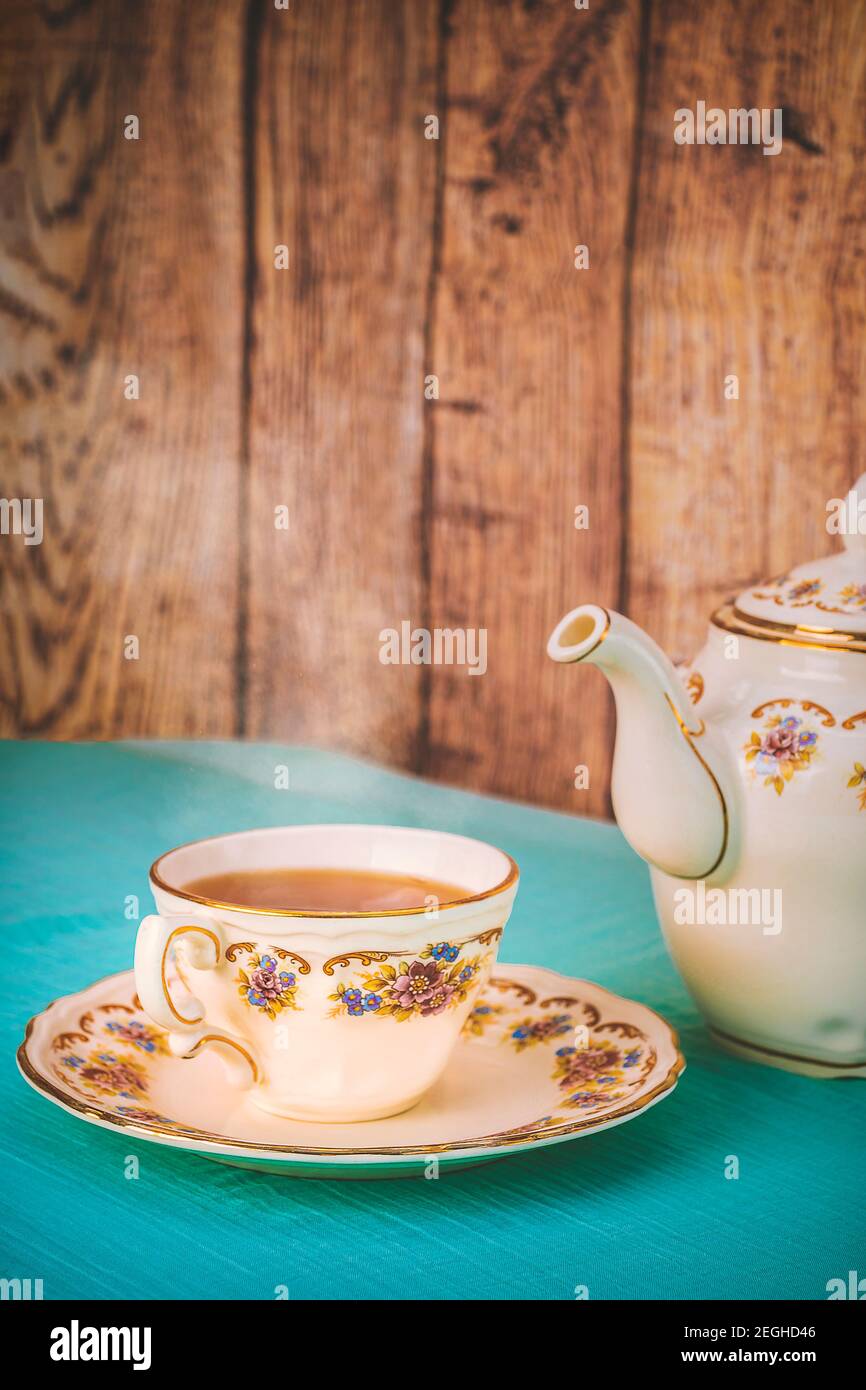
top-left (82, 1062), bottom-right (143, 1092)
top-left (760, 726), bottom-right (801, 762)
top-left (560, 1047), bottom-right (621, 1087)
top-left (250, 966), bottom-right (283, 1000)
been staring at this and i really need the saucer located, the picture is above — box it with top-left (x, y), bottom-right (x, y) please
top-left (17, 964), bottom-right (684, 1178)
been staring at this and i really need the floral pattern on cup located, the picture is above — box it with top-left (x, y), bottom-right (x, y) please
top-left (848, 762), bottom-right (866, 810)
top-left (744, 713), bottom-right (818, 795)
top-left (237, 953), bottom-right (300, 1020)
top-left (837, 583), bottom-right (866, 609)
top-left (328, 942), bottom-right (491, 1021)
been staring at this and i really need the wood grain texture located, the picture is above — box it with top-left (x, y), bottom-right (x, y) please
top-left (628, 0), bottom-right (866, 666)
top-left (424, 0), bottom-right (639, 814)
top-left (244, 0), bottom-right (440, 763)
top-left (0, 0), bottom-right (244, 736)
top-left (2, 0), bottom-right (866, 818)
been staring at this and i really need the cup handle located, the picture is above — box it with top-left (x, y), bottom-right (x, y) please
top-left (134, 914), bottom-right (258, 1090)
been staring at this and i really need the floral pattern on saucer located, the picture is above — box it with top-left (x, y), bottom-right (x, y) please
top-left (473, 979), bottom-right (658, 1126)
top-left (19, 966), bottom-right (684, 1173)
top-left (48, 1001), bottom-right (214, 1133)
top-left (553, 1039), bottom-right (645, 1111)
top-left (462, 1002), bottom-right (508, 1037)
top-left (327, 941), bottom-right (491, 1021)
top-left (50, 1004), bottom-right (167, 1103)
top-left (104, 1019), bottom-right (169, 1054)
top-left (58, 1050), bottom-right (149, 1101)
top-left (508, 1013), bottom-right (574, 1051)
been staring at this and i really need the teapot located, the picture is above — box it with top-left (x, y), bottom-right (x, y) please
top-left (548, 473), bottom-right (866, 1077)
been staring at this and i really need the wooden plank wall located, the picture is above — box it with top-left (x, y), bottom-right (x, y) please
top-left (2, 0), bottom-right (865, 817)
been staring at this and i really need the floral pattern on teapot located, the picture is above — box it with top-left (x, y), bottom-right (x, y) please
top-left (752, 573), bottom-right (866, 615)
top-left (744, 712), bottom-right (819, 795)
top-left (848, 763), bottom-right (866, 811)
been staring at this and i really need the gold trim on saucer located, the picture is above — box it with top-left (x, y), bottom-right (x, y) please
top-left (150, 831), bottom-right (519, 920)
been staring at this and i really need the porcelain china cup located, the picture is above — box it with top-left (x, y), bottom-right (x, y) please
top-left (135, 825), bottom-right (518, 1122)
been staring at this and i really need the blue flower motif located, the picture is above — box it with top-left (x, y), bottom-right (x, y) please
top-left (344, 988), bottom-right (362, 1004)
top-left (512, 1026), bottom-right (529, 1040)
top-left (556, 1046), bottom-right (576, 1057)
top-left (63, 1055), bottom-right (85, 1069)
top-left (459, 965), bottom-right (474, 981)
top-left (799, 730), bottom-right (818, 748)
top-left (445, 947), bottom-right (459, 962)
top-left (624, 1049), bottom-right (640, 1067)
top-left (364, 993), bottom-right (382, 1011)
top-left (348, 1004), bottom-right (365, 1017)
top-left (106, 1021), bottom-right (155, 1052)
top-left (260, 955), bottom-right (278, 971)
top-left (431, 943), bottom-right (451, 960)
top-left (247, 988), bottom-right (267, 1007)
top-left (780, 716), bottom-right (801, 730)
top-left (279, 971), bottom-right (296, 987)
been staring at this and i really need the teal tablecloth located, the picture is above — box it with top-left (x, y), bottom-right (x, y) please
top-left (1, 741), bottom-right (862, 1301)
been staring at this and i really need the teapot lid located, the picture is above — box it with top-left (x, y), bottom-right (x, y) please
top-left (715, 472), bottom-right (866, 652)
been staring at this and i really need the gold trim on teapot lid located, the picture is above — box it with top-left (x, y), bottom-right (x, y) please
top-left (711, 602), bottom-right (866, 654)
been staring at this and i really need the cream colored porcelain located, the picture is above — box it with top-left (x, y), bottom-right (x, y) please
top-left (135, 824), bottom-right (517, 1122)
top-left (17, 964), bottom-right (684, 1177)
top-left (549, 473), bottom-right (866, 1078)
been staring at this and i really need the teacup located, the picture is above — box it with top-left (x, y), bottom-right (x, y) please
top-left (135, 824), bottom-right (518, 1121)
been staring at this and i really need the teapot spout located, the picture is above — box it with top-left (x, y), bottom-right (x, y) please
top-left (548, 605), bottom-right (729, 880)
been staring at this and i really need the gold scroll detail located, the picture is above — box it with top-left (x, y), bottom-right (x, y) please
top-left (750, 698), bottom-right (836, 728)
